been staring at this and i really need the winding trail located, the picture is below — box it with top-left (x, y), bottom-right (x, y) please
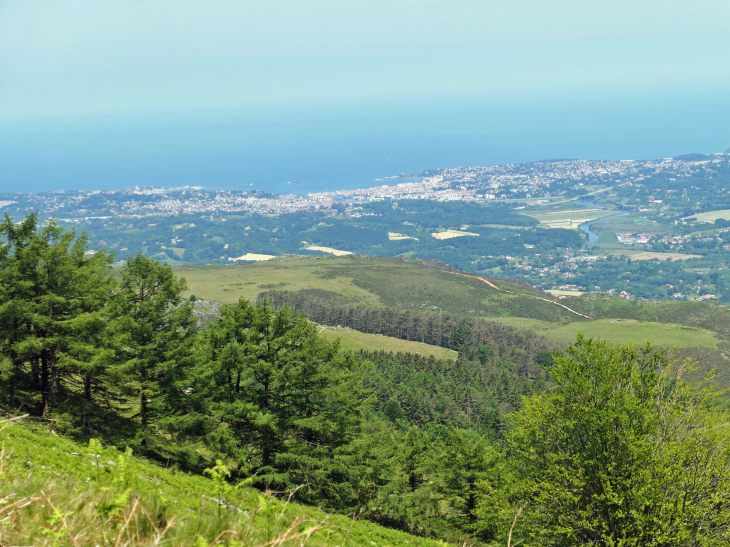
top-left (455, 273), bottom-right (592, 319)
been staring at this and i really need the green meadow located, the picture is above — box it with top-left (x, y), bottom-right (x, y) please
top-left (319, 326), bottom-right (458, 360)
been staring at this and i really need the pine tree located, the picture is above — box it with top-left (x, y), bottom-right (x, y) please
top-left (170, 297), bottom-right (372, 506)
top-left (363, 424), bottom-right (445, 536)
top-left (384, 397), bottom-right (406, 423)
top-left (108, 254), bottom-right (196, 450)
top-left (442, 428), bottom-right (498, 526)
top-left (0, 213), bottom-right (114, 418)
top-left (0, 214), bottom-right (35, 407)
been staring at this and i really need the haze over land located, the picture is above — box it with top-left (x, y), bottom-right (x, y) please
top-left (2, 0), bottom-right (730, 193)
top-left (4, 1), bottom-right (730, 545)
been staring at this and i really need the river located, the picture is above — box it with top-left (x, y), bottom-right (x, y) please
top-left (575, 200), bottom-right (629, 250)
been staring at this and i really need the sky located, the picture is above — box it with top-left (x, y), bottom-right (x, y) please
top-left (2, 0), bottom-right (730, 122)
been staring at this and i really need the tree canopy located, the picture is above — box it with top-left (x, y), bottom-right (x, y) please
top-left (507, 335), bottom-right (730, 546)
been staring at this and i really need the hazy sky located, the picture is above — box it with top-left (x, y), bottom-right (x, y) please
top-left (2, 0), bottom-right (730, 121)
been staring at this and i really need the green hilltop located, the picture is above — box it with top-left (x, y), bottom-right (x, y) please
top-left (175, 255), bottom-right (590, 323)
top-left (176, 254), bottom-right (730, 347)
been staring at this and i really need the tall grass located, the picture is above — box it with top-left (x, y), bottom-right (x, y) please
top-left (0, 416), bottom-right (446, 546)
top-left (1, 478), bottom-right (331, 546)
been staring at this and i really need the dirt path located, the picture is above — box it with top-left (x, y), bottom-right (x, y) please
top-left (456, 273), bottom-right (592, 319)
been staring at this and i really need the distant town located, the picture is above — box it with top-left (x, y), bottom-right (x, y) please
top-left (1, 154), bottom-right (727, 222)
top-left (3, 151), bottom-right (730, 304)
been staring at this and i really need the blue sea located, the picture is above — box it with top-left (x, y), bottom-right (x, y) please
top-left (1, 93), bottom-right (728, 195)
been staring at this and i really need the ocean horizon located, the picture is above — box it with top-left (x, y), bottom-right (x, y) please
top-left (2, 93), bottom-right (729, 195)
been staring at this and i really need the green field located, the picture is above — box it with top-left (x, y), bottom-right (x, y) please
top-left (524, 207), bottom-right (617, 229)
top-left (685, 209), bottom-right (730, 223)
top-left (589, 227), bottom-right (628, 252)
top-left (479, 223), bottom-right (532, 229)
top-left (589, 226), bottom-right (701, 260)
top-left (319, 326), bottom-right (458, 360)
top-left (482, 315), bottom-right (569, 331)
top-left (176, 257), bottom-right (383, 305)
top-left (543, 319), bottom-right (719, 348)
top-left (590, 224), bottom-right (659, 256)
top-left (577, 214), bottom-right (669, 255)
top-left (485, 316), bottom-right (719, 348)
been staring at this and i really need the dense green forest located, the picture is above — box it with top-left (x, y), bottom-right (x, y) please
top-left (259, 288), bottom-right (555, 355)
top-left (5, 213), bottom-right (730, 545)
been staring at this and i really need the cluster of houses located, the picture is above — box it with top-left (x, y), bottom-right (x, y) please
top-left (616, 232), bottom-right (653, 245)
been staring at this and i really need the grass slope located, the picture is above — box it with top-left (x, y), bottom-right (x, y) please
top-left (1, 419), bottom-right (445, 547)
top-left (485, 317), bottom-right (719, 348)
top-left (176, 255), bottom-right (583, 323)
top-left (176, 258), bottom-right (382, 305)
top-left (318, 326), bottom-right (458, 360)
top-left (178, 256), bottom-right (730, 383)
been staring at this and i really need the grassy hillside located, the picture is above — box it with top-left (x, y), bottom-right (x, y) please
top-left (319, 326), bottom-right (458, 360)
top-left (573, 296), bottom-right (730, 339)
top-left (178, 255), bottom-right (730, 343)
top-left (485, 316), bottom-right (720, 348)
top-left (0, 418), bottom-right (446, 547)
top-left (177, 257), bottom-right (383, 305)
top-left (176, 255), bottom-right (586, 323)
top-left (178, 257), bottom-right (730, 388)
